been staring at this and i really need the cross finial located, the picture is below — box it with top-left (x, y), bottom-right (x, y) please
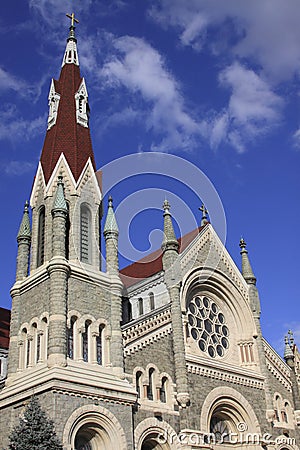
top-left (66, 13), bottom-right (79, 28)
top-left (199, 204), bottom-right (208, 225)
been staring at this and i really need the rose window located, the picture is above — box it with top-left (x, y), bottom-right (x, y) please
top-left (187, 295), bottom-right (229, 357)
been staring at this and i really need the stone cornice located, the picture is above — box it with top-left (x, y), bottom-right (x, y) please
top-left (125, 272), bottom-right (164, 297)
top-left (122, 305), bottom-right (172, 356)
top-left (263, 338), bottom-right (292, 391)
top-left (186, 354), bottom-right (265, 390)
top-left (0, 361), bottom-right (136, 409)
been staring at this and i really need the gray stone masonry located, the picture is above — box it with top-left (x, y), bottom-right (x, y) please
top-left (0, 390), bottom-right (134, 450)
top-left (16, 238), bottom-right (31, 281)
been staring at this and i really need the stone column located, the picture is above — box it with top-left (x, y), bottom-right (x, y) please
top-left (47, 176), bottom-right (69, 368)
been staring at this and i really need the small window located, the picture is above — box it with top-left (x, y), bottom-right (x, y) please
top-left (138, 298), bottom-right (144, 316)
top-left (37, 206), bottom-right (45, 267)
top-left (160, 377), bottom-right (167, 403)
top-left (147, 368), bottom-right (155, 400)
top-left (149, 292), bottom-right (155, 311)
top-left (96, 325), bottom-right (104, 365)
top-left (80, 205), bottom-right (91, 264)
top-left (136, 371), bottom-right (143, 398)
top-left (82, 320), bottom-right (92, 363)
top-left (68, 316), bottom-right (77, 359)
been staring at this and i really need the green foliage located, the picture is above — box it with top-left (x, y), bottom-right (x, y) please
top-left (8, 396), bottom-right (63, 450)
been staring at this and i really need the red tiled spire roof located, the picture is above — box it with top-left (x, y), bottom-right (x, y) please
top-left (120, 224), bottom-right (208, 288)
top-left (40, 27), bottom-right (96, 183)
top-left (0, 307), bottom-right (11, 350)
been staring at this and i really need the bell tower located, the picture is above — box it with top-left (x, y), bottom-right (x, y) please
top-left (1, 16), bottom-right (136, 449)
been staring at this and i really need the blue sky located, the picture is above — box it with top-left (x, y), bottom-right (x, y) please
top-left (0, 0), bottom-right (299, 355)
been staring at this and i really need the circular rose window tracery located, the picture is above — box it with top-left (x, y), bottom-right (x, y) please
top-left (187, 295), bottom-right (229, 357)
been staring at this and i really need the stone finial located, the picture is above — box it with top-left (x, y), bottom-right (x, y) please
top-left (103, 196), bottom-right (119, 236)
top-left (288, 329), bottom-right (295, 347)
top-left (52, 175), bottom-right (68, 213)
top-left (199, 204), bottom-right (208, 226)
top-left (17, 201), bottom-right (31, 241)
top-left (161, 199), bottom-right (179, 253)
top-left (239, 237), bottom-right (256, 285)
top-left (284, 335), bottom-right (294, 360)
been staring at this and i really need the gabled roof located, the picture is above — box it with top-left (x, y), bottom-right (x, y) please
top-left (120, 224), bottom-right (208, 288)
top-left (0, 307), bottom-right (11, 350)
top-left (40, 39), bottom-right (96, 183)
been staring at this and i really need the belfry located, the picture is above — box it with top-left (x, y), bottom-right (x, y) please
top-left (0, 14), bottom-right (299, 450)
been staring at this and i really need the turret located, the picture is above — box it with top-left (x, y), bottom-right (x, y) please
top-left (51, 175), bottom-right (68, 258)
top-left (284, 331), bottom-right (300, 411)
top-left (161, 200), bottom-right (190, 412)
top-left (16, 201), bottom-right (31, 281)
top-left (239, 238), bottom-right (273, 417)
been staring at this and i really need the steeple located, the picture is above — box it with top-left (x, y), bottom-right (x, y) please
top-left (40, 14), bottom-right (96, 183)
top-left (239, 238), bottom-right (257, 285)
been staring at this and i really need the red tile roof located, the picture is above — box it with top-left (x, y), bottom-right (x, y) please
top-left (120, 224), bottom-right (208, 288)
top-left (0, 307), bottom-right (10, 350)
top-left (40, 62), bottom-right (96, 183)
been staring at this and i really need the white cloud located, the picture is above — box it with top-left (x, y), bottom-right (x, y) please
top-left (0, 68), bottom-right (27, 95)
top-left (4, 161), bottom-right (35, 176)
top-left (0, 106), bottom-right (45, 143)
top-left (100, 35), bottom-right (201, 151)
top-left (149, 0), bottom-right (300, 82)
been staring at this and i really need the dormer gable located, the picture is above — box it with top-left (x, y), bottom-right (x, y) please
top-left (47, 79), bottom-right (61, 130)
top-left (75, 78), bottom-right (89, 128)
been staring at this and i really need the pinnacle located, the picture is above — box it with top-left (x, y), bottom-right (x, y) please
top-left (104, 196), bottom-right (119, 235)
top-left (284, 335), bottom-right (294, 360)
top-left (52, 176), bottom-right (68, 212)
top-left (239, 238), bottom-right (256, 285)
top-left (17, 201), bottom-right (31, 241)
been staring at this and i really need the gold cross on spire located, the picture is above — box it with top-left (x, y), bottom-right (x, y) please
top-left (66, 13), bottom-right (79, 27)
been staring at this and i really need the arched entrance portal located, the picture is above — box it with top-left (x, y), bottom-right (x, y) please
top-left (63, 405), bottom-right (127, 450)
top-left (74, 422), bottom-right (111, 449)
top-left (141, 433), bottom-right (170, 450)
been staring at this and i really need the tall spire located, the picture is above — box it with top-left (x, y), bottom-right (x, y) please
top-left (239, 238), bottom-right (256, 285)
top-left (40, 13), bottom-right (96, 183)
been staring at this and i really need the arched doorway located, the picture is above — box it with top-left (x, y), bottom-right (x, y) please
top-left (74, 422), bottom-right (111, 449)
top-left (141, 433), bottom-right (170, 450)
top-left (63, 405), bottom-right (127, 450)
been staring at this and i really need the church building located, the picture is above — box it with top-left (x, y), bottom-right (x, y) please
top-left (0, 16), bottom-right (299, 450)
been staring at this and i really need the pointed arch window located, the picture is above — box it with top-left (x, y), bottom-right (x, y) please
top-left (80, 205), bottom-right (91, 264)
top-left (37, 206), bottom-right (45, 267)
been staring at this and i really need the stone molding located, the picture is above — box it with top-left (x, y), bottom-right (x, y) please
top-left (263, 339), bottom-right (292, 391)
top-left (63, 404), bottom-right (127, 450)
top-left (134, 417), bottom-right (182, 450)
top-left (200, 386), bottom-right (261, 434)
top-left (126, 273), bottom-right (165, 297)
top-left (187, 355), bottom-right (264, 390)
top-left (0, 361), bottom-right (136, 409)
top-left (123, 306), bottom-right (172, 355)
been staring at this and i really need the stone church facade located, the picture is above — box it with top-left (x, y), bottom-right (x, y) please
top-left (0, 18), bottom-right (299, 450)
